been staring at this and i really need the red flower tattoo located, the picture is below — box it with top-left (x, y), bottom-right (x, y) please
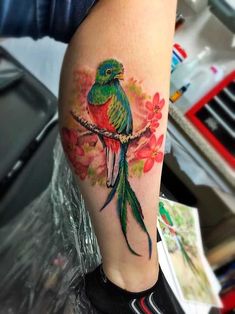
top-left (146, 92), bottom-right (165, 121)
top-left (74, 160), bottom-right (89, 180)
top-left (149, 119), bottom-right (160, 133)
top-left (135, 134), bottom-right (164, 172)
top-left (62, 128), bottom-right (91, 180)
top-left (61, 128), bottom-right (84, 162)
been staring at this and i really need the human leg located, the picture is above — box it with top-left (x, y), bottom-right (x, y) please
top-left (59, 0), bottom-right (178, 311)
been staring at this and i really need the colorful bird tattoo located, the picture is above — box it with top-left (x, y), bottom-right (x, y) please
top-left (87, 59), bottom-right (152, 258)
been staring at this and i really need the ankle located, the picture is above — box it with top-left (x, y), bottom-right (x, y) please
top-left (102, 261), bottom-right (159, 293)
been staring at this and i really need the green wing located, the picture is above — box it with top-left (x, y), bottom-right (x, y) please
top-left (108, 95), bottom-right (132, 134)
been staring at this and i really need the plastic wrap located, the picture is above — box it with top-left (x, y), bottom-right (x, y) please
top-left (0, 138), bottom-right (101, 314)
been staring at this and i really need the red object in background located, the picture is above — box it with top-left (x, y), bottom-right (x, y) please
top-left (186, 71), bottom-right (235, 169)
top-left (173, 43), bottom-right (188, 59)
top-left (221, 289), bottom-right (235, 314)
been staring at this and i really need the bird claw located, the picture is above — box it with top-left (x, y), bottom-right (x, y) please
top-left (119, 134), bottom-right (129, 144)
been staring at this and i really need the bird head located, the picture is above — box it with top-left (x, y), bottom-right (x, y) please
top-left (95, 59), bottom-right (124, 85)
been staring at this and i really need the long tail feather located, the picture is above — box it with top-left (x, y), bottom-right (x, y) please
top-left (126, 183), bottom-right (152, 259)
top-left (117, 166), bottom-right (141, 256)
top-left (100, 144), bottom-right (152, 258)
top-left (126, 182), bottom-right (144, 219)
top-left (100, 177), bottom-right (119, 211)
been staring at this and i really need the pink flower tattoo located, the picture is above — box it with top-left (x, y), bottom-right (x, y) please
top-left (135, 134), bottom-right (164, 172)
top-left (146, 92), bottom-right (165, 121)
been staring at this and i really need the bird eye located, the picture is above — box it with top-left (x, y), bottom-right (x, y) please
top-left (106, 69), bottom-right (112, 75)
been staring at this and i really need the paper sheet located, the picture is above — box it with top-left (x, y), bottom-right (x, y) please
top-left (157, 197), bottom-right (222, 312)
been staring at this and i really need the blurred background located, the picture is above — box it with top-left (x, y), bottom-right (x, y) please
top-left (0, 0), bottom-right (234, 313)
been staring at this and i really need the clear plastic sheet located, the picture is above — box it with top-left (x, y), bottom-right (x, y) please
top-left (0, 138), bottom-right (101, 314)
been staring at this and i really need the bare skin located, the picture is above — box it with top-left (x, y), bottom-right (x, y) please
top-left (59, 0), bottom-right (177, 293)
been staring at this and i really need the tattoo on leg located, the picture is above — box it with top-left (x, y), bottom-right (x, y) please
top-left (61, 59), bottom-right (165, 258)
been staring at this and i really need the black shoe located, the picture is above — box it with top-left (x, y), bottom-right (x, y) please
top-left (85, 265), bottom-right (185, 314)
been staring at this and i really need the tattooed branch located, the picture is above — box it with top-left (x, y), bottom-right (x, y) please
top-left (70, 111), bottom-right (150, 144)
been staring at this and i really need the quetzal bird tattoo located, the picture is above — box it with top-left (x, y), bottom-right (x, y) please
top-left (87, 59), bottom-right (152, 258)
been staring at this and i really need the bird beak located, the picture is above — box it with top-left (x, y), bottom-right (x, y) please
top-left (115, 72), bottom-right (124, 80)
